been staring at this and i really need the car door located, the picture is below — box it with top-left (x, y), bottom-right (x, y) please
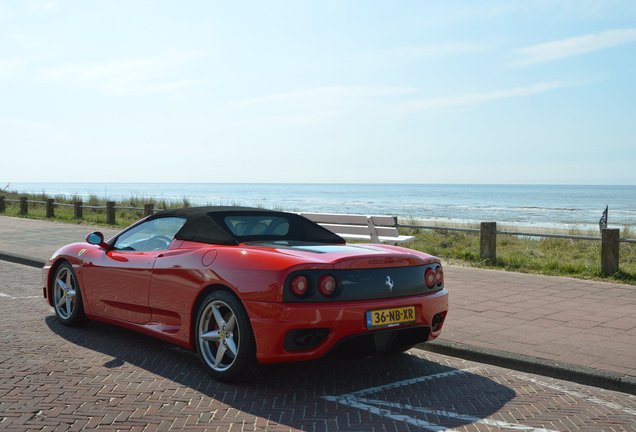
top-left (81, 217), bottom-right (187, 324)
top-left (82, 250), bottom-right (156, 324)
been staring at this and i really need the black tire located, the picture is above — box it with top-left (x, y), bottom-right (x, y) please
top-left (194, 290), bottom-right (266, 382)
top-left (51, 262), bottom-right (88, 326)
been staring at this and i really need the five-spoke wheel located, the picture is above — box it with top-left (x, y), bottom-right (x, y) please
top-left (52, 262), bottom-right (87, 325)
top-left (195, 291), bottom-right (264, 382)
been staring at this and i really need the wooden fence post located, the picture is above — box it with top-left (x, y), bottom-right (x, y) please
top-left (480, 222), bottom-right (497, 262)
top-left (144, 203), bottom-right (154, 216)
top-left (46, 198), bottom-right (55, 218)
top-left (74, 201), bottom-right (83, 219)
top-left (601, 228), bottom-right (620, 275)
top-left (0, 196), bottom-right (5, 213)
top-left (20, 197), bottom-right (28, 215)
top-left (106, 201), bottom-right (116, 224)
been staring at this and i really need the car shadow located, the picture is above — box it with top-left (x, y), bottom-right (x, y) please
top-left (46, 315), bottom-right (516, 431)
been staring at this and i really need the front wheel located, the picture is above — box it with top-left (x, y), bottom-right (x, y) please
top-left (195, 290), bottom-right (265, 382)
top-left (52, 262), bottom-right (87, 326)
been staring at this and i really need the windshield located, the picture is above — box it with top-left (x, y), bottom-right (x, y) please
top-left (113, 217), bottom-right (187, 251)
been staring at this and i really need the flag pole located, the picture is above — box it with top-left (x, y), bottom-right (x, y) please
top-left (599, 205), bottom-right (608, 233)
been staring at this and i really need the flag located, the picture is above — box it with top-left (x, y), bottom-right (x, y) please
top-left (599, 205), bottom-right (608, 232)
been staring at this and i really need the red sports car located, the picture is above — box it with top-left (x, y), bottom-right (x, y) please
top-left (42, 207), bottom-right (448, 382)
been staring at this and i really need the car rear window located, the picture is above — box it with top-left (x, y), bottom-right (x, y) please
top-left (224, 215), bottom-right (290, 237)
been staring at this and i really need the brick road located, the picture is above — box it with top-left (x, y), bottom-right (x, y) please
top-left (1, 260), bottom-right (635, 431)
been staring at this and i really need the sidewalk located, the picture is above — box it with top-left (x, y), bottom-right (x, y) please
top-left (1, 215), bottom-right (635, 394)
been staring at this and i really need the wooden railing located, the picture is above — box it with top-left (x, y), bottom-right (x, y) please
top-left (0, 196), bottom-right (156, 224)
top-left (398, 221), bottom-right (634, 276)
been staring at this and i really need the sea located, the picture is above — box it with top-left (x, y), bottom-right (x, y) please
top-left (4, 182), bottom-right (636, 232)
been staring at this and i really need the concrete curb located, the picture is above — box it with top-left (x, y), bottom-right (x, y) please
top-left (1, 251), bottom-right (634, 396)
top-left (0, 252), bottom-right (46, 269)
top-left (417, 339), bottom-right (636, 396)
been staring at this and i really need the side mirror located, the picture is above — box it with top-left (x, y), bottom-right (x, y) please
top-left (86, 232), bottom-right (110, 249)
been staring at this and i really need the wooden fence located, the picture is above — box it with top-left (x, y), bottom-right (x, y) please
top-left (397, 221), bottom-right (634, 276)
top-left (0, 196), bottom-right (155, 225)
top-left (1, 196), bottom-right (634, 276)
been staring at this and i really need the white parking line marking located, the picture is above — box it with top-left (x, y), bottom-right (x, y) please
top-left (366, 399), bottom-right (559, 432)
top-left (0, 292), bottom-right (40, 300)
top-left (345, 367), bottom-right (482, 397)
top-left (322, 368), bottom-right (559, 432)
top-left (322, 394), bottom-right (452, 431)
top-left (515, 375), bottom-right (636, 416)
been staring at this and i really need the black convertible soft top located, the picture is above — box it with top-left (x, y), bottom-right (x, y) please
top-left (147, 206), bottom-right (345, 246)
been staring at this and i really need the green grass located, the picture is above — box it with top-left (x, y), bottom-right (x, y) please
top-left (401, 222), bottom-right (636, 285)
top-left (2, 191), bottom-right (635, 284)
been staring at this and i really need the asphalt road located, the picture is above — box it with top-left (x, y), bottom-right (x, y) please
top-left (1, 260), bottom-right (635, 431)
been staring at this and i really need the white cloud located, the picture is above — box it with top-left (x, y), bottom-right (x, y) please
top-left (388, 82), bottom-right (572, 114)
top-left (0, 58), bottom-right (26, 78)
top-left (226, 86), bottom-right (419, 127)
top-left (231, 86), bottom-right (418, 109)
top-left (27, 0), bottom-right (60, 14)
top-left (514, 28), bottom-right (636, 66)
top-left (0, 116), bottom-right (67, 149)
top-left (254, 109), bottom-right (346, 127)
top-left (138, 78), bottom-right (209, 94)
top-left (394, 42), bottom-right (498, 58)
top-left (37, 50), bottom-right (208, 96)
top-left (0, 116), bottom-right (44, 128)
top-left (228, 82), bottom-right (574, 123)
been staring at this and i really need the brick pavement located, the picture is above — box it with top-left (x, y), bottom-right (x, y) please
top-left (1, 260), bottom-right (635, 431)
top-left (430, 266), bottom-right (636, 380)
top-left (1, 215), bottom-right (635, 393)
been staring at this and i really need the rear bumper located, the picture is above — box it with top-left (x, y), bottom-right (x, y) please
top-left (243, 288), bottom-right (448, 364)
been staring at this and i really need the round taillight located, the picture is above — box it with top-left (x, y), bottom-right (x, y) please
top-left (425, 268), bottom-right (436, 288)
top-left (318, 275), bottom-right (337, 297)
top-left (435, 266), bottom-right (444, 286)
top-left (290, 275), bottom-right (309, 297)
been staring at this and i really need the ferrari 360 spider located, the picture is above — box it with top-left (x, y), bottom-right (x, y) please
top-left (42, 207), bottom-right (448, 382)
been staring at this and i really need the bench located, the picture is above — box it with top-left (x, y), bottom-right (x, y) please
top-left (299, 212), bottom-right (415, 245)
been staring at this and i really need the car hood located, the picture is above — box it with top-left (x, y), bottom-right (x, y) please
top-left (245, 241), bottom-right (436, 269)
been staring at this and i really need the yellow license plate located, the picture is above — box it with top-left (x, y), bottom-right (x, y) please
top-left (366, 306), bottom-right (416, 329)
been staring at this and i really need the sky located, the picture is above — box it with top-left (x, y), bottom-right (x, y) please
top-left (1, 0), bottom-right (635, 185)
